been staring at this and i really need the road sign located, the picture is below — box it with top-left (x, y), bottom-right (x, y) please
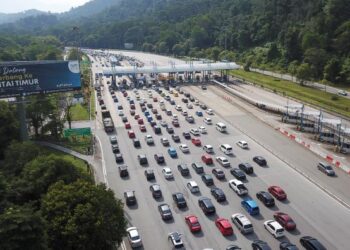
top-left (64, 127), bottom-right (91, 137)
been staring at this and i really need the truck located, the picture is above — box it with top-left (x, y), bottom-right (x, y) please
top-left (229, 179), bottom-right (248, 196)
top-left (101, 110), bottom-right (114, 133)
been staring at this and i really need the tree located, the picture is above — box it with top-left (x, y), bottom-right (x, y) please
top-left (0, 101), bottom-right (19, 159)
top-left (0, 205), bottom-right (47, 250)
top-left (296, 63), bottom-right (313, 85)
top-left (41, 180), bottom-right (127, 250)
top-left (304, 48), bottom-right (328, 78)
top-left (67, 48), bottom-right (80, 60)
top-left (0, 174), bottom-right (8, 212)
top-left (323, 58), bottom-right (341, 83)
top-left (172, 44), bottom-right (185, 56)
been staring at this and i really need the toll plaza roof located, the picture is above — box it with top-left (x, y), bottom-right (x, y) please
top-left (102, 62), bottom-right (239, 75)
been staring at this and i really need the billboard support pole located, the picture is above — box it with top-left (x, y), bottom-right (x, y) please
top-left (17, 96), bottom-right (29, 141)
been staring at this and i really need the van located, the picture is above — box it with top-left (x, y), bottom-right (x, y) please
top-left (220, 144), bottom-right (233, 155)
top-left (198, 197), bottom-right (216, 215)
top-left (231, 213), bottom-right (254, 234)
top-left (241, 199), bottom-right (259, 215)
top-left (216, 122), bottom-right (227, 133)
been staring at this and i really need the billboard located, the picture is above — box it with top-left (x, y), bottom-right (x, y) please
top-left (0, 60), bottom-right (81, 98)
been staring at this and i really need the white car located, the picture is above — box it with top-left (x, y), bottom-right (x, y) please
top-left (187, 103), bottom-right (193, 109)
top-left (198, 126), bottom-right (207, 134)
top-left (126, 227), bottom-right (143, 248)
top-left (187, 181), bottom-right (200, 193)
top-left (175, 105), bottom-right (182, 111)
top-left (172, 114), bottom-right (179, 120)
top-left (162, 167), bottom-right (173, 179)
top-left (237, 140), bottom-right (249, 149)
top-left (264, 220), bottom-right (284, 238)
top-left (194, 100), bottom-right (199, 106)
top-left (203, 144), bottom-right (214, 153)
top-left (181, 111), bottom-right (188, 116)
top-left (168, 232), bottom-right (184, 248)
top-left (204, 117), bottom-right (212, 125)
top-left (216, 156), bottom-right (230, 167)
top-left (206, 109), bottom-right (214, 115)
top-left (190, 128), bottom-right (200, 136)
top-left (179, 144), bottom-right (190, 153)
top-left (338, 90), bottom-right (348, 96)
top-left (118, 110), bottom-right (124, 116)
top-left (145, 135), bottom-right (154, 144)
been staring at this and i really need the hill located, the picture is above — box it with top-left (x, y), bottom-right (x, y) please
top-left (0, 9), bottom-right (46, 24)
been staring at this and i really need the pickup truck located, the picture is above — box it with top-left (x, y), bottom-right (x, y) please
top-left (229, 179), bottom-right (248, 196)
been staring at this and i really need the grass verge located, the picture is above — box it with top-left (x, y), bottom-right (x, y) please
top-left (230, 69), bottom-right (350, 118)
top-left (71, 103), bottom-right (89, 121)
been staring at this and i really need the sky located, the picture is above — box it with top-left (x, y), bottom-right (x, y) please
top-left (0, 0), bottom-right (91, 14)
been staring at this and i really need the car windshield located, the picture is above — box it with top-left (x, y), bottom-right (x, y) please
top-left (276, 229), bottom-right (284, 233)
top-left (130, 235), bottom-right (140, 241)
top-left (325, 166), bottom-right (333, 170)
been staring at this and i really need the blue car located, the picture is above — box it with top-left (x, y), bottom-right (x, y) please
top-left (170, 100), bottom-right (176, 105)
top-left (147, 115), bottom-right (153, 122)
top-left (144, 111), bottom-right (150, 116)
top-left (196, 111), bottom-right (203, 117)
top-left (241, 199), bottom-right (259, 215)
top-left (168, 147), bottom-right (178, 158)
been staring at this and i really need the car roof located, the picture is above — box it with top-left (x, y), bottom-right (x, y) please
top-left (244, 199), bottom-right (258, 207)
top-left (189, 181), bottom-right (198, 186)
top-left (217, 218), bottom-right (231, 227)
top-left (267, 220), bottom-right (283, 229)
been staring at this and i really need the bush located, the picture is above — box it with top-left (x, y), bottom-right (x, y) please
top-left (331, 95), bottom-right (339, 101)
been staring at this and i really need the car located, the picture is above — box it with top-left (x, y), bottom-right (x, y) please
top-left (133, 138), bottom-right (141, 148)
top-left (191, 162), bottom-right (204, 174)
top-left (198, 126), bottom-right (207, 134)
top-left (172, 114), bottom-right (179, 121)
top-left (186, 103), bottom-right (193, 109)
top-left (128, 130), bottom-right (135, 138)
top-left (109, 136), bottom-right (118, 144)
top-left (256, 191), bottom-right (275, 207)
top-left (211, 187), bottom-right (226, 202)
top-left (264, 220), bottom-right (284, 238)
top-left (130, 104), bottom-right (135, 110)
top-left (122, 116), bottom-right (128, 123)
top-left (175, 105), bottom-right (182, 111)
top-left (172, 134), bottom-right (180, 142)
top-left (187, 181), bottom-right (200, 193)
top-left (238, 163), bottom-right (254, 174)
top-left (166, 126), bottom-right (174, 134)
top-left (168, 232), bottom-right (183, 248)
top-left (145, 134), bottom-right (154, 145)
top-left (190, 128), bottom-right (200, 136)
top-left (160, 121), bottom-right (168, 127)
top-left (206, 108), bottom-right (214, 115)
top-left (200, 104), bottom-right (207, 110)
top-left (118, 165), bottom-right (129, 177)
top-left (154, 153), bottom-right (165, 164)
top-left (252, 240), bottom-right (271, 250)
top-left (162, 167), bottom-right (173, 179)
top-left (280, 242), bottom-right (298, 250)
top-left (338, 89), bottom-right (348, 96)
top-left (126, 227), bottom-right (143, 248)
top-left (215, 218), bottom-right (233, 236)
top-left (137, 118), bottom-right (144, 125)
top-left (201, 174), bottom-right (214, 186)
top-left (179, 144), bottom-right (190, 153)
top-left (160, 137), bottom-right (169, 146)
top-left (230, 168), bottom-right (246, 180)
top-left (198, 197), bottom-right (216, 215)
top-left (172, 192), bottom-right (187, 208)
top-left (212, 168), bottom-right (225, 180)
top-left (185, 215), bottom-right (201, 233)
top-left (182, 131), bottom-right (191, 139)
top-left (201, 85), bottom-right (207, 90)
top-left (158, 203), bottom-right (173, 220)
top-left (203, 144), bottom-right (214, 153)
top-left (151, 108), bottom-right (158, 114)
top-left (130, 110), bottom-right (135, 116)
top-left (172, 119), bottom-right (180, 127)
top-left (216, 156), bottom-right (231, 167)
top-left (182, 98), bottom-right (188, 103)
top-left (153, 97), bottom-right (158, 102)
top-left (144, 169), bottom-right (155, 181)
top-left (201, 154), bottom-right (213, 164)
top-left (231, 213), bottom-right (254, 234)
top-left (147, 103), bottom-right (153, 108)
top-left (229, 179), bottom-right (248, 196)
top-left (237, 140), bottom-right (248, 149)
top-left (125, 122), bottom-right (131, 129)
top-left (186, 115), bottom-right (195, 123)
top-left (177, 164), bottom-right (190, 176)
top-left (226, 245), bottom-right (242, 250)
top-left (168, 147), bottom-right (177, 158)
top-left (153, 125), bottom-right (161, 134)
top-left (170, 100), bottom-right (175, 105)
top-left (181, 110), bottom-right (188, 116)
top-left (191, 138), bottom-right (201, 147)
top-left (317, 162), bottom-right (335, 176)
top-left (204, 117), bottom-right (212, 124)
top-left (118, 110), bottom-right (124, 116)
top-left (111, 144), bottom-right (120, 153)
top-left (150, 184), bottom-right (162, 198)
top-left (115, 153), bottom-right (124, 163)
top-left (268, 185), bottom-right (287, 200)
top-left (166, 109), bottom-right (172, 116)
top-left (220, 144), bottom-right (233, 154)
top-left (124, 190), bottom-right (136, 206)
top-left (300, 236), bottom-right (326, 250)
top-left (134, 114), bottom-right (140, 120)
top-left (139, 124), bottom-right (146, 132)
top-left (274, 212), bottom-right (296, 231)
top-left (196, 111), bottom-right (203, 117)
top-left (137, 154), bottom-right (148, 165)
top-left (253, 156), bottom-right (267, 166)
top-left (117, 105), bottom-right (123, 110)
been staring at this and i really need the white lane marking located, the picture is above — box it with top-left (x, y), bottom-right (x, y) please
top-left (96, 135), bottom-right (109, 188)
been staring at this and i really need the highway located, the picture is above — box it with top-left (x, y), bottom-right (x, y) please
top-left (89, 54), bottom-right (350, 250)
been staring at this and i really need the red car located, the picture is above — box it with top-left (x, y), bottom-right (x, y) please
top-left (128, 130), bottom-right (135, 138)
top-left (268, 186), bottom-right (287, 200)
top-left (215, 218), bottom-right (233, 236)
top-left (153, 97), bottom-right (158, 102)
top-left (139, 125), bottom-right (146, 132)
top-left (273, 212), bottom-right (296, 231)
top-left (134, 114), bottom-right (140, 120)
top-left (201, 154), bottom-right (213, 165)
top-left (123, 92), bottom-right (128, 97)
top-left (138, 118), bottom-right (144, 125)
top-left (185, 215), bottom-right (201, 233)
top-left (191, 138), bottom-right (201, 146)
top-left (130, 104), bottom-right (135, 110)
top-left (125, 122), bottom-right (131, 129)
top-left (172, 120), bottom-right (179, 127)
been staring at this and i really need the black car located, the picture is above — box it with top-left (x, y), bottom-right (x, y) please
top-left (253, 156), bottom-right (267, 166)
top-left (156, 114), bottom-right (162, 120)
top-left (200, 104), bottom-right (207, 110)
top-left (122, 116), bottom-right (128, 123)
top-left (191, 162), bottom-right (204, 174)
top-left (172, 134), bottom-right (180, 142)
top-left (115, 153), bottom-right (124, 163)
top-left (147, 103), bottom-right (153, 108)
top-left (300, 236), bottom-right (326, 250)
top-left (111, 144), bottom-right (120, 154)
top-left (177, 164), bottom-right (190, 176)
top-left (182, 132), bottom-right (191, 139)
top-left (230, 168), bottom-right (246, 181)
top-left (167, 127), bottom-right (174, 134)
top-left (137, 154), bottom-right (148, 165)
top-left (166, 110), bottom-right (172, 115)
top-left (158, 203), bottom-right (173, 220)
top-left (252, 240), bottom-right (271, 250)
top-left (117, 105), bottom-right (123, 110)
top-left (239, 163), bottom-right (254, 174)
top-left (185, 116), bottom-right (194, 123)
top-left (182, 98), bottom-right (188, 103)
top-left (150, 184), bottom-right (162, 198)
top-left (118, 165), bottom-right (128, 177)
top-left (133, 138), bottom-right (141, 148)
top-left (172, 192), bottom-right (187, 208)
top-left (201, 174), bottom-right (214, 186)
top-left (212, 168), bottom-right (225, 180)
top-left (150, 121), bottom-right (157, 127)
top-left (211, 187), bottom-right (226, 202)
top-left (280, 242), bottom-right (298, 250)
top-left (154, 125), bottom-right (162, 134)
top-left (144, 169), bottom-right (155, 181)
top-left (124, 191), bottom-right (136, 206)
top-left (256, 191), bottom-right (275, 207)
top-left (198, 197), bottom-right (216, 215)
top-left (154, 153), bottom-right (165, 164)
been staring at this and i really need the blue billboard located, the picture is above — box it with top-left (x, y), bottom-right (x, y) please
top-left (0, 60), bottom-right (81, 98)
